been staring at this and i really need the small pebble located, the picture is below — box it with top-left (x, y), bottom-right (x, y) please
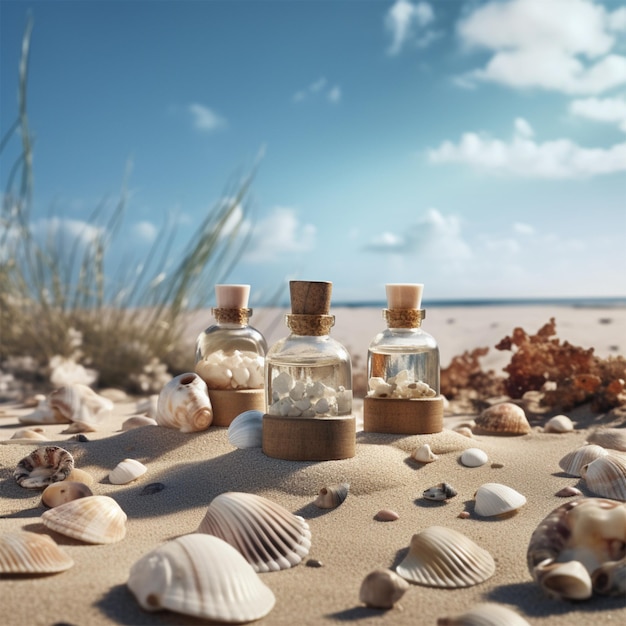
top-left (458, 511), bottom-right (471, 519)
top-left (491, 462), bottom-right (504, 469)
top-left (555, 486), bottom-right (583, 497)
top-left (306, 559), bottom-right (323, 568)
top-left (140, 482), bottom-right (165, 496)
top-left (70, 434), bottom-right (89, 442)
top-left (374, 509), bottom-right (399, 522)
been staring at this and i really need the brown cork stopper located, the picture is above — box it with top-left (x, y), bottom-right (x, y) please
top-left (289, 281), bottom-right (332, 315)
top-left (215, 284), bottom-right (250, 309)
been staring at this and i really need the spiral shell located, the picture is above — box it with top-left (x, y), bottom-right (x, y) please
top-left (14, 446), bottom-right (74, 489)
top-left (359, 568), bottom-right (409, 609)
top-left (592, 557), bottom-right (626, 597)
top-left (474, 483), bottom-right (526, 517)
top-left (314, 483), bottom-right (350, 509)
top-left (0, 531), bottom-right (74, 574)
top-left (155, 373), bottom-right (213, 433)
top-left (558, 444), bottom-right (609, 477)
top-left (474, 403), bottom-right (531, 435)
top-left (437, 602), bottom-right (531, 625)
top-left (581, 453), bottom-right (626, 501)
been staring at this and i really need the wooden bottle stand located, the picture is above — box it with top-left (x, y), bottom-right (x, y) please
top-left (363, 396), bottom-right (444, 434)
top-left (208, 389), bottom-right (266, 427)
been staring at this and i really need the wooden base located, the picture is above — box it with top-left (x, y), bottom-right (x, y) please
top-left (208, 389), bottom-right (266, 427)
top-left (363, 396), bottom-right (444, 434)
top-left (262, 414), bottom-right (356, 461)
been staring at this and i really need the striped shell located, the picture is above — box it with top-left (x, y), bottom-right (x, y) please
top-left (314, 483), bottom-right (349, 509)
top-left (437, 602), bottom-right (531, 625)
top-left (587, 427), bottom-right (626, 452)
top-left (474, 483), bottom-right (526, 517)
top-left (156, 373), bottom-right (213, 433)
top-left (14, 446), bottom-right (74, 489)
top-left (396, 526), bottom-right (495, 588)
top-left (558, 444), bottom-right (609, 477)
top-left (197, 491), bottom-right (311, 572)
top-left (127, 534), bottom-right (275, 623)
top-left (0, 531), bottom-right (74, 574)
top-left (474, 403), bottom-right (531, 435)
top-left (109, 458), bottom-right (147, 485)
top-left (227, 410), bottom-right (263, 449)
top-left (581, 453), bottom-right (626, 501)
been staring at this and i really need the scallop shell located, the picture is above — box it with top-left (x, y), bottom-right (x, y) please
top-left (558, 444), bottom-right (609, 477)
top-left (155, 373), bottom-right (213, 432)
top-left (581, 453), bottom-right (626, 501)
top-left (474, 402), bottom-right (531, 435)
top-left (227, 409), bottom-right (263, 448)
top-left (197, 491), bottom-right (311, 572)
top-left (587, 427), bottom-right (626, 452)
top-left (14, 446), bottom-right (74, 489)
top-left (41, 495), bottom-right (127, 544)
top-left (314, 483), bottom-right (349, 509)
top-left (412, 443), bottom-right (438, 463)
top-left (121, 415), bottom-right (158, 430)
top-left (127, 533), bottom-right (275, 623)
top-left (396, 526), bottom-right (495, 588)
top-left (437, 602), bottom-right (531, 625)
top-left (0, 531), bottom-right (74, 574)
top-left (474, 483), bottom-right (526, 517)
top-left (109, 458), bottom-right (147, 485)
top-left (592, 557), bottom-right (626, 597)
top-left (460, 448), bottom-right (489, 468)
top-left (544, 414), bottom-right (574, 434)
top-left (41, 481), bottom-right (93, 507)
top-left (359, 568), bottom-right (409, 609)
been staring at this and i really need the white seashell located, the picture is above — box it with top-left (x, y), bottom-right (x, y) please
top-left (474, 483), bottom-right (526, 517)
top-left (109, 458), bottom-right (147, 485)
top-left (412, 444), bottom-right (438, 463)
top-left (460, 448), bottom-right (489, 468)
top-left (14, 446), bottom-right (74, 489)
top-left (48, 384), bottom-right (113, 432)
top-left (437, 602), bottom-right (531, 625)
top-left (18, 398), bottom-right (68, 425)
top-left (155, 373), bottom-right (213, 433)
top-left (587, 427), bottom-right (626, 452)
top-left (533, 559), bottom-right (593, 600)
top-left (41, 495), bottom-right (127, 544)
top-left (581, 453), bottom-right (626, 501)
top-left (227, 410), bottom-right (263, 449)
top-left (41, 481), bottom-right (93, 507)
top-left (0, 531), bottom-right (74, 574)
top-left (359, 568), bottom-right (409, 609)
top-left (197, 491), bottom-right (311, 572)
top-left (558, 444), bottom-right (609, 477)
top-left (314, 483), bottom-right (349, 508)
top-left (127, 534), bottom-right (275, 623)
top-left (544, 414), bottom-right (574, 433)
top-left (474, 402), bottom-right (531, 435)
top-left (396, 526), bottom-right (495, 588)
top-left (121, 415), bottom-right (158, 430)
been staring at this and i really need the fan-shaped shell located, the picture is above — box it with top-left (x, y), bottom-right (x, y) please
top-left (587, 427), bottom-right (626, 452)
top-left (314, 483), bottom-right (349, 509)
top-left (396, 526), bottom-right (495, 588)
top-left (14, 446), bottom-right (74, 489)
top-left (0, 531), bottom-right (74, 574)
top-left (558, 444), bottom-right (609, 477)
top-left (109, 458), bottom-right (147, 485)
top-left (127, 534), bottom-right (275, 623)
top-left (227, 409), bottom-right (263, 448)
top-left (581, 453), bottom-right (626, 501)
top-left (437, 602), bottom-right (531, 625)
top-left (41, 495), bottom-right (127, 544)
top-left (156, 373), bottom-right (213, 432)
top-left (460, 448), bottom-right (489, 468)
top-left (359, 568), bottom-right (409, 609)
top-left (474, 402), bottom-right (531, 435)
top-left (41, 481), bottom-right (93, 507)
top-left (474, 483), bottom-right (526, 517)
top-left (197, 491), bottom-right (311, 572)
top-left (544, 414), bottom-right (574, 434)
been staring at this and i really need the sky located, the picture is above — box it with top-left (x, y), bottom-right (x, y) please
top-left (1, 0), bottom-right (625, 306)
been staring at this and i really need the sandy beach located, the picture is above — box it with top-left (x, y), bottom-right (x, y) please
top-left (1, 304), bottom-right (625, 625)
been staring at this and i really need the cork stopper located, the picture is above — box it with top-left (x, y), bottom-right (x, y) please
top-left (386, 283), bottom-right (423, 309)
top-left (215, 284), bottom-right (250, 309)
top-left (289, 281), bottom-right (332, 315)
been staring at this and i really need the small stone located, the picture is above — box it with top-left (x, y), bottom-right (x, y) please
top-left (306, 558), bottom-right (323, 568)
top-left (491, 462), bottom-right (505, 469)
top-left (374, 509), bottom-right (399, 522)
top-left (458, 511), bottom-right (471, 519)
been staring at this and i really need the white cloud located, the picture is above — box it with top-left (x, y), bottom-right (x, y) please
top-left (457, 0), bottom-right (626, 95)
top-left (513, 222), bottom-right (534, 235)
top-left (292, 78), bottom-right (341, 104)
top-left (327, 86), bottom-right (342, 103)
top-left (132, 220), bottom-right (158, 242)
top-left (188, 103), bottom-right (227, 132)
top-left (32, 217), bottom-right (103, 246)
top-left (385, 0), bottom-right (435, 56)
top-left (514, 117), bottom-right (534, 139)
top-left (428, 118), bottom-right (626, 178)
top-left (570, 95), bottom-right (626, 131)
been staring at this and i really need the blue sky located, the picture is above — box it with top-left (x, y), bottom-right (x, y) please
top-left (1, 0), bottom-right (625, 305)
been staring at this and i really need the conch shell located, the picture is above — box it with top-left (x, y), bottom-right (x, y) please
top-left (155, 373), bottom-right (213, 432)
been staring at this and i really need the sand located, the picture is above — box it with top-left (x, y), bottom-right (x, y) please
top-left (1, 304), bottom-right (625, 625)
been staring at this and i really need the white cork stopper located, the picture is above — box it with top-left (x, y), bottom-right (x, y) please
top-left (215, 284), bottom-right (250, 308)
top-left (385, 283), bottom-right (423, 309)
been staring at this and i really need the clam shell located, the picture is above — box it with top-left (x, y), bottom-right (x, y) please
top-left (474, 402), bottom-right (531, 435)
top-left (41, 495), bottom-right (127, 544)
top-left (412, 443), bottom-right (438, 463)
top-left (197, 491), bottom-right (311, 572)
top-left (544, 414), bottom-right (574, 434)
top-left (156, 373), bottom-right (213, 432)
top-left (314, 483), bottom-right (349, 509)
top-left (374, 509), bottom-right (399, 522)
top-left (558, 444), bottom-right (609, 477)
top-left (581, 453), bottom-right (626, 501)
top-left (396, 526), bottom-right (495, 588)
top-left (14, 446), bottom-right (74, 489)
top-left (49, 384), bottom-right (113, 432)
top-left (437, 602), bottom-right (531, 625)
top-left (359, 568), bottom-right (409, 609)
top-left (127, 533), bottom-right (275, 623)
top-left (227, 409), bottom-right (263, 449)
top-left (121, 415), bottom-right (158, 430)
top-left (474, 483), bottom-right (526, 517)
top-left (460, 448), bottom-right (489, 468)
top-left (592, 557), bottom-right (626, 596)
top-left (533, 559), bottom-right (593, 600)
top-left (109, 458), bottom-right (147, 485)
top-left (41, 481), bottom-right (93, 507)
top-left (587, 427), bottom-right (626, 452)
top-left (0, 531), bottom-right (74, 574)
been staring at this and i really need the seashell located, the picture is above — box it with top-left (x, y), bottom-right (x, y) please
top-left (18, 397), bottom-right (68, 425)
top-left (460, 448), bottom-right (489, 468)
top-left (121, 415), bottom-right (158, 430)
top-left (581, 453), bottom-right (626, 501)
top-left (109, 458), bottom-right (147, 485)
top-left (227, 409), bottom-right (263, 449)
top-left (555, 486), bottom-right (582, 497)
top-left (41, 495), bottom-right (127, 544)
top-left (0, 531), bottom-right (74, 574)
top-left (396, 526), bottom-right (495, 588)
top-left (423, 482), bottom-right (457, 501)
top-left (474, 483), bottom-right (526, 517)
top-left (437, 602), bottom-right (531, 625)
top-left (592, 557), bottom-right (626, 597)
top-left (14, 446), bottom-right (74, 489)
top-left (452, 426), bottom-right (473, 438)
top-left (127, 533), bottom-right (275, 623)
top-left (474, 402), bottom-right (531, 435)
top-left (314, 483), bottom-right (349, 509)
top-left (49, 384), bottom-right (113, 432)
top-left (67, 467), bottom-right (95, 487)
top-left (42, 481), bottom-right (93, 507)
top-left (533, 559), bottom-right (593, 600)
top-left (587, 427), bottom-right (626, 452)
top-left (155, 373), bottom-right (213, 433)
top-left (544, 414), bottom-right (574, 434)
top-left (359, 568), bottom-right (409, 609)
top-left (412, 443), bottom-right (438, 463)
top-left (10, 428), bottom-right (48, 441)
top-left (374, 509), bottom-right (399, 522)
top-left (197, 491), bottom-right (311, 572)
top-left (135, 394), bottom-right (159, 418)
top-left (558, 444), bottom-right (609, 477)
